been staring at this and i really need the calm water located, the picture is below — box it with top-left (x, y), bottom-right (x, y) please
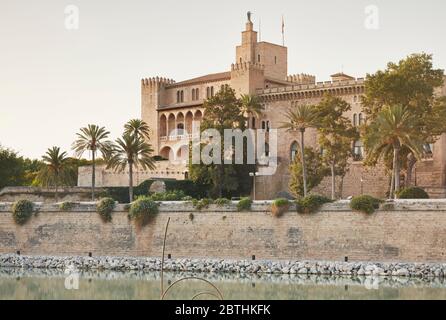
top-left (1, 268), bottom-right (446, 300)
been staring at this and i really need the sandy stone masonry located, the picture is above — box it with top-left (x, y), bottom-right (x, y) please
top-left (1, 200), bottom-right (446, 263)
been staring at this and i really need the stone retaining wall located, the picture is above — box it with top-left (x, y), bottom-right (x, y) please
top-left (1, 200), bottom-right (446, 263)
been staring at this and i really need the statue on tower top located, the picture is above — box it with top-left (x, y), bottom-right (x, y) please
top-left (247, 11), bottom-right (252, 22)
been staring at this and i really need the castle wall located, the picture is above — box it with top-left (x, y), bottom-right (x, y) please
top-left (2, 201), bottom-right (446, 263)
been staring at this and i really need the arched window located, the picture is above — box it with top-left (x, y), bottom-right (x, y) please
top-left (353, 114), bottom-right (357, 127)
top-left (210, 86), bottom-right (214, 97)
top-left (191, 89), bottom-right (195, 101)
top-left (274, 56), bottom-right (277, 64)
top-left (266, 121), bottom-right (270, 132)
top-left (258, 54), bottom-right (261, 63)
top-left (353, 140), bottom-right (364, 161)
top-left (358, 113), bottom-right (363, 125)
top-left (196, 88), bottom-right (199, 100)
top-left (240, 57), bottom-right (242, 63)
top-left (251, 117), bottom-right (256, 129)
top-left (206, 87), bottom-right (210, 99)
top-left (180, 90), bottom-right (184, 103)
top-left (290, 142), bottom-right (299, 162)
top-left (261, 121), bottom-right (266, 130)
top-left (177, 91), bottom-right (180, 103)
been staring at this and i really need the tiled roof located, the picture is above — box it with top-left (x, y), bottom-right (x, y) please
top-left (168, 71), bottom-right (231, 87)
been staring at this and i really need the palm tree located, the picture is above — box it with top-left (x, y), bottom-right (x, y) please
top-left (106, 133), bottom-right (156, 202)
top-left (241, 94), bottom-right (264, 120)
top-left (36, 147), bottom-right (74, 201)
top-left (281, 104), bottom-right (319, 197)
top-left (124, 119), bottom-right (151, 140)
top-left (124, 119), bottom-right (152, 186)
top-left (72, 124), bottom-right (111, 200)
top-left (363, 105), bottom-right (424, 198)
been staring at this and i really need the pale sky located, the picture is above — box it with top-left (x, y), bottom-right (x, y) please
top-left (1, 0), bottom-right (445, 159)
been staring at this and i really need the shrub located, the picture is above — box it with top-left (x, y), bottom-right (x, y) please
top-left (96, 198), bottom-right (116, 222)
top-left (237, 197), bottom-right (252, 212)
top-left (193, 198), bottom-right (213, 211)
top-left (129, 197), bottom-right (159, 227)
top-left (214, 198), bottom-right (231, 207)
top-left (296, 195), bottom-right (332, 214)
top-left (189, 213), bottom-right (194, 221)
top-left (182, 196), bottom-right (194, 201)
top-left (11, 200), bottom-right (34, 225)
top-left (350, 195), bottom-right (383, 214)
top-left (271, 198), bottom-right (291, 217)
top-left (59, 202), bottom-right (75, 211)
top-left (149, 190), bottom-right (186, 201)
top-left (397, 187), bottom-right (429, 199)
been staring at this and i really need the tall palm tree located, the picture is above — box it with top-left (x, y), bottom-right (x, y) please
top-left (124, 119), bottom-right (152, 186)
top-left (281, 104), bottom-right (319, 197)
top-left (72, 124), bottom-right (111, 200)
top-left (106, 133), bottom-right (156, 202)
top-left (363, 105), bottom-right (424, 198)
top-left (36, 147), bottom-right (74, 201)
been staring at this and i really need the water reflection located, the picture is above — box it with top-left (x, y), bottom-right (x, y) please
top-left (0, 268), bottom-right (445, 300)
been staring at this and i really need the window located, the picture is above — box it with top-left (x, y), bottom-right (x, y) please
top-left (274, 56), bottom-right (277, 64)
top-left (240, 57), bottom-right (242, 63)
top-left (353, 95), bottom-right (357, 102)
top-left (353, 140), bottom-right (364, 161)
top-left (358, 113), bottom-right (363, 125)
top-left (290, 142), bottom-right (299, 162)
top-left (258, 54), bottom-right (260, 63)
top-left (251, 117), bottom-right (256, 129)
top-left (261, 121), bottom-right (266, 130)
top-left (180, 90), bottom-right (184, 103)
top-left (210, 86), bottom-right (214, 97)
top-left (423, 143), bottom-right (434, 159)
top-left (206, 87), bottom-right (210, 99)
top-left (353, 114), bottom-right (357, 126)
top-left (192, 89), bottom-right (195, 101)
top-left (177, 91), bottom-right (180, 103)
top-left (196, 88), bottom-right (199, 100)
top-left (266, 121), bottom-right (270, 132)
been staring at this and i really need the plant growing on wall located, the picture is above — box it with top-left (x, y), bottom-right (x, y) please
top-left (11, 199), bottom-right (34, 225)
top-left (350, 195), bottom-right (383, 214)
top-left (96, 197), bottom-right (116, 222)
top-left (271, 198), bottom-right (290, 217)
top-left (214, 198), bottom-right (231, 207)
top-left (59, 201), bottom-right (75, 211)
top-left (236, 197), bottom-right (252, 212)
top-left (295, 195), bottom-right (332, 214)
top-left (129, 196), bottom-right (159, 227)
top-left (192, 198), bottom-right (213, 211)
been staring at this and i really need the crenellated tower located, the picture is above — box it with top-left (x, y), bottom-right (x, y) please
top-left (141, 77), bottom-right (175, 154)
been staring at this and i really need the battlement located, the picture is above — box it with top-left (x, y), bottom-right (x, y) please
top-left (231, 61), bottom-right (264, 72)
top-left (141, 77), bottom-right (176, 88)
top-left (286, 74), bottom-right (316, 85)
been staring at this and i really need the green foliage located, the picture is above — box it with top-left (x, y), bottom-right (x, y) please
top-left (96, 198), bottom-right (116, 222)
top-left (397, 187), bottom-right (429, 199)
top-left (189, 86), bottom-right (255, 198)
top-left (182, 196), bottom-right (194, 201)
top-left (296, 195), bottom-right (332, 214)
top-left (272, 198), bottom-right (290, 207)
top-left (149, 190), bottom-right (186, 201)
top-left (129, 197), bottom-right (159, 227)
top-left (350, 195), bottom-right (383, 214)
top-left (214, 198), bottom-right (231, 206)
top-left (189, 213), bottom-right (194, 221)
top-left (11, 200), bottom-right (34, 225)
top-left (236, 197), bottom-right (252, 212)
top-left (289, 148), bottom-right (329, 198)
top-left (59, 202), bottom-right (75, 211)
top-left (193, 198), bottom-right (213, 211)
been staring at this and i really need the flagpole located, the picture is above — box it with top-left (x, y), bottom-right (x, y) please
top-left (282, 15), bottom-right (285, 46)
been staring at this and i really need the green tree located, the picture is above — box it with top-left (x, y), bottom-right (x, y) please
top-left (315, 95), bottom-right (358, 199)
top-left (240, 94), bottom-right (264, 117)
top-left (289, 147), bottom-right (328, 198)
top-left (124, 119), bottom-right (151, 140)
top-left (36, 147), bottom-right (74, 201)
top-left (0, 146), bottom-right (28, 189)
top-left (363, 105), bottom-right (424, 197)
top-left (72, 124), bottom-right (111, 200)
top-left (106, 133), bottom-right (155, 202)
top-left (363, 53), bottom-right (446, 186)
top-left (281, 104), bottom-right (319, 197)
top-left (189, 86), bottom-right (255, 198)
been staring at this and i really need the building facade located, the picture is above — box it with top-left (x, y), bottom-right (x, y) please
top-left (79, 16), bottom-right (446, 199)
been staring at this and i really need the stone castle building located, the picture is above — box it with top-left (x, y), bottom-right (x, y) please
top-left (79, 15), bottom-right (446, 199)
